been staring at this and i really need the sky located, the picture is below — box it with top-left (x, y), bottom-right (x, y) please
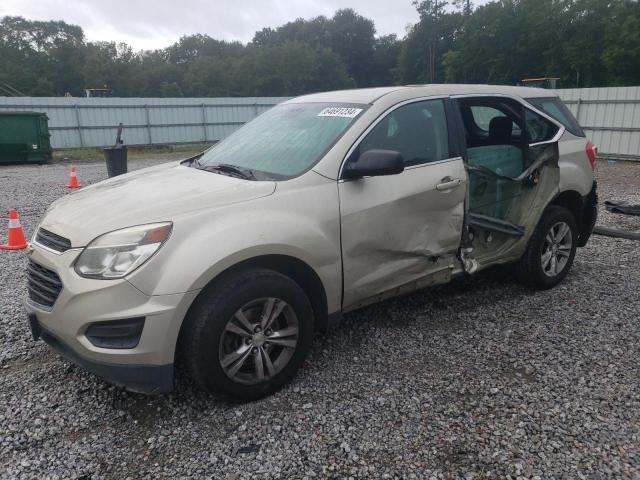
top-left (0, 0), bottom-right (486, 51)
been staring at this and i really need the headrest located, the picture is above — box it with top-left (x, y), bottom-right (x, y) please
top-left (489, 116), bottom-right (513, 142)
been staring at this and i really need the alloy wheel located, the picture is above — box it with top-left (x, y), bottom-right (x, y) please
top-left (541, 221), bottom-right (573, 277)
top-left (219, 297), bottom-right (299, 385)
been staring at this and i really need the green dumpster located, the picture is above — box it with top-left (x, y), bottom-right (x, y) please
top-left (0, 112), bottom-right (53, 164)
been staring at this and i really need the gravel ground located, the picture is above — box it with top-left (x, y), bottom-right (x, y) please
top-left (0, 158), bottom-right (639, 479)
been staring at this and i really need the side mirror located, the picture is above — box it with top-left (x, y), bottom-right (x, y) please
top-left (343, 149), bottom-right (404, 180)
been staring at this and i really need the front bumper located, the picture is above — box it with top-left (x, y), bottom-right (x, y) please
top-left (29, 314), bottom-right (173, 394)
top-left (25, 243), bottom-right (199, 394)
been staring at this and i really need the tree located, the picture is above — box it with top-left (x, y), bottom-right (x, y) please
top-left (415, 0), bottom-right (448, 82)
top-left (371, 35), bottom-right (402, 86)
top-left (159, 81), bottom-right (183, 97)
top-left (166, 35), bottom-right (243, 64)
top-left (232, 42), bottom-right (353, 96)
top-left (2, 3), bottom-right (640, 98)
top-left (603, 1), bottom-right (640, 85)
top-left (439, 0), bottom-right (565, 85)
top-left (399, 1), bottom-right (462, 84)
top-left (250, 10), bottom-right (376, 87)
top-left (327, 9), bottom-right (377, 86)
top-left (0, 16), bottom-right (85, 95)
top-left (0, 16), bottom-right (83, 51)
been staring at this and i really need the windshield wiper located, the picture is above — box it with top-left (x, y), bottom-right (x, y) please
top-left (192, 155), bottom-right (204, 168)
top-left (200, 163), bottom-right (256, 180)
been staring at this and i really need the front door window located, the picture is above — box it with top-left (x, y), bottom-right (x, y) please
top-left (356, 99), bottom-right (450, 167)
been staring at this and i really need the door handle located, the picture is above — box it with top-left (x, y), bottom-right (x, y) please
top-left (436, 177), bottom-right (462, 191)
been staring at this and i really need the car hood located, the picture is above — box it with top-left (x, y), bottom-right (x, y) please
top-left (40, 162), bottom-right (276, 247)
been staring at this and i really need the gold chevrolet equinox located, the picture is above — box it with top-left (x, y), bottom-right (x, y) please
top-left (25, 85), bottom-right (598, 399)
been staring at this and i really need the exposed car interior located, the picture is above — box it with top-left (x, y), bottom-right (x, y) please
top-left (456, 96), bottom-right (562, 266)
top-left (458, 98), bottom-right (527, 220)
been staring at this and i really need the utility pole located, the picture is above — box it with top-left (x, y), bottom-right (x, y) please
top-left (421, 0), bottom-right (441, 83)
top-left (430, 0), bottom-right (438, 83)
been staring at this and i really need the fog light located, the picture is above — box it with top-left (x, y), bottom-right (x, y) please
top-left (85, 318), bottom-right (145, 349)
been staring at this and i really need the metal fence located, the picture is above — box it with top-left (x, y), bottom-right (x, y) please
top-left (0, 97), bottom-right (288, 149)
top-left (556, 87), bottom-right (640, 161)
top-left (0, 89), bottom-right (638, 159)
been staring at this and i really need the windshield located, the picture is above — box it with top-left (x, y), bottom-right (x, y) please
top-left (195, 102), bottom-right (366, 180)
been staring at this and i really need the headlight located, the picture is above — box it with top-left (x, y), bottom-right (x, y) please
top-left (75, 223), bottom-right (172, 279)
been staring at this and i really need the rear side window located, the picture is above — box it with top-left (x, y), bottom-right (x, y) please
top-left (525, 109), bottom-right (560, 143)
top-left (526, 97), bottom-right (585, 137)
top-left (469, 105), bottom-right (521, 138)
top-left (470, 106), bottom-right (504, 131)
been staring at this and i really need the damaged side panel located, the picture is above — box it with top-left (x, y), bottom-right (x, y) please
top-left (339, 159), bottom-right (467, 310)
top-left (464, 142), bottom-right (561, 268)
top-left (452, 94), bottom-right (566, 272)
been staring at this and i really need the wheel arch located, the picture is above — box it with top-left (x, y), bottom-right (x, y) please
top-left (516, 203), bottom-right (579, 290)
top-left (549, 188), bottom-right (596, 246)
top-left (550, 189), bottom-right (583, 222)
top-left (176, 254), bottom-right (330, 362)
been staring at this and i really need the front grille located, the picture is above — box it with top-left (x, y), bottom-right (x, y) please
top-left (27, 260), bottom-right (63, 308)
top-left (35, 228), bottom-right (72, 253)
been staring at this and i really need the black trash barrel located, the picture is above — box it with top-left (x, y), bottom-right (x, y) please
top-left (104, 146), bottom-right (128, 177)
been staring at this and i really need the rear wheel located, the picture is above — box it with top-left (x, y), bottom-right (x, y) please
top-left (517, 206), bottom-right (578, 290)
top-left (182, 269), bottom-right (314, 400)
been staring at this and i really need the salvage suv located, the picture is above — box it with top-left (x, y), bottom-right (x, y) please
top-left (25, 85), bottom-right (598, 400)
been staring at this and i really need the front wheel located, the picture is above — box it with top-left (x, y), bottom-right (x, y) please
top-left (516, 206), bottom-right (578, 290)
top-left (182, 269), bottom-right (314, 400)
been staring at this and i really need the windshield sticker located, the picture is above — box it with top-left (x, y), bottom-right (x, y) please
top-left (317, 107), bottom-right (363, 118)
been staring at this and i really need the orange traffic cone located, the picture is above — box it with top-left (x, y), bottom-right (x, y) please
top-left (0, 209), bottom-right (28, 250)
top-left (65, 165), bottom-right (81, 188)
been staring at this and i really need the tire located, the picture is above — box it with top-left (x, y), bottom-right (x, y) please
top-left (516, 206), bottom-right (578, 290)
top-left (182, 269), bottom-right (314, 400)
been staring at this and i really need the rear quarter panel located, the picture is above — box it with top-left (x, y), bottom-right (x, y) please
top-left (558, 133), bottom-right (594, 196)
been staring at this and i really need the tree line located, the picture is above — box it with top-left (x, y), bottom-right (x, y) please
top-left (1, 0), bottom-right (639, 98)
